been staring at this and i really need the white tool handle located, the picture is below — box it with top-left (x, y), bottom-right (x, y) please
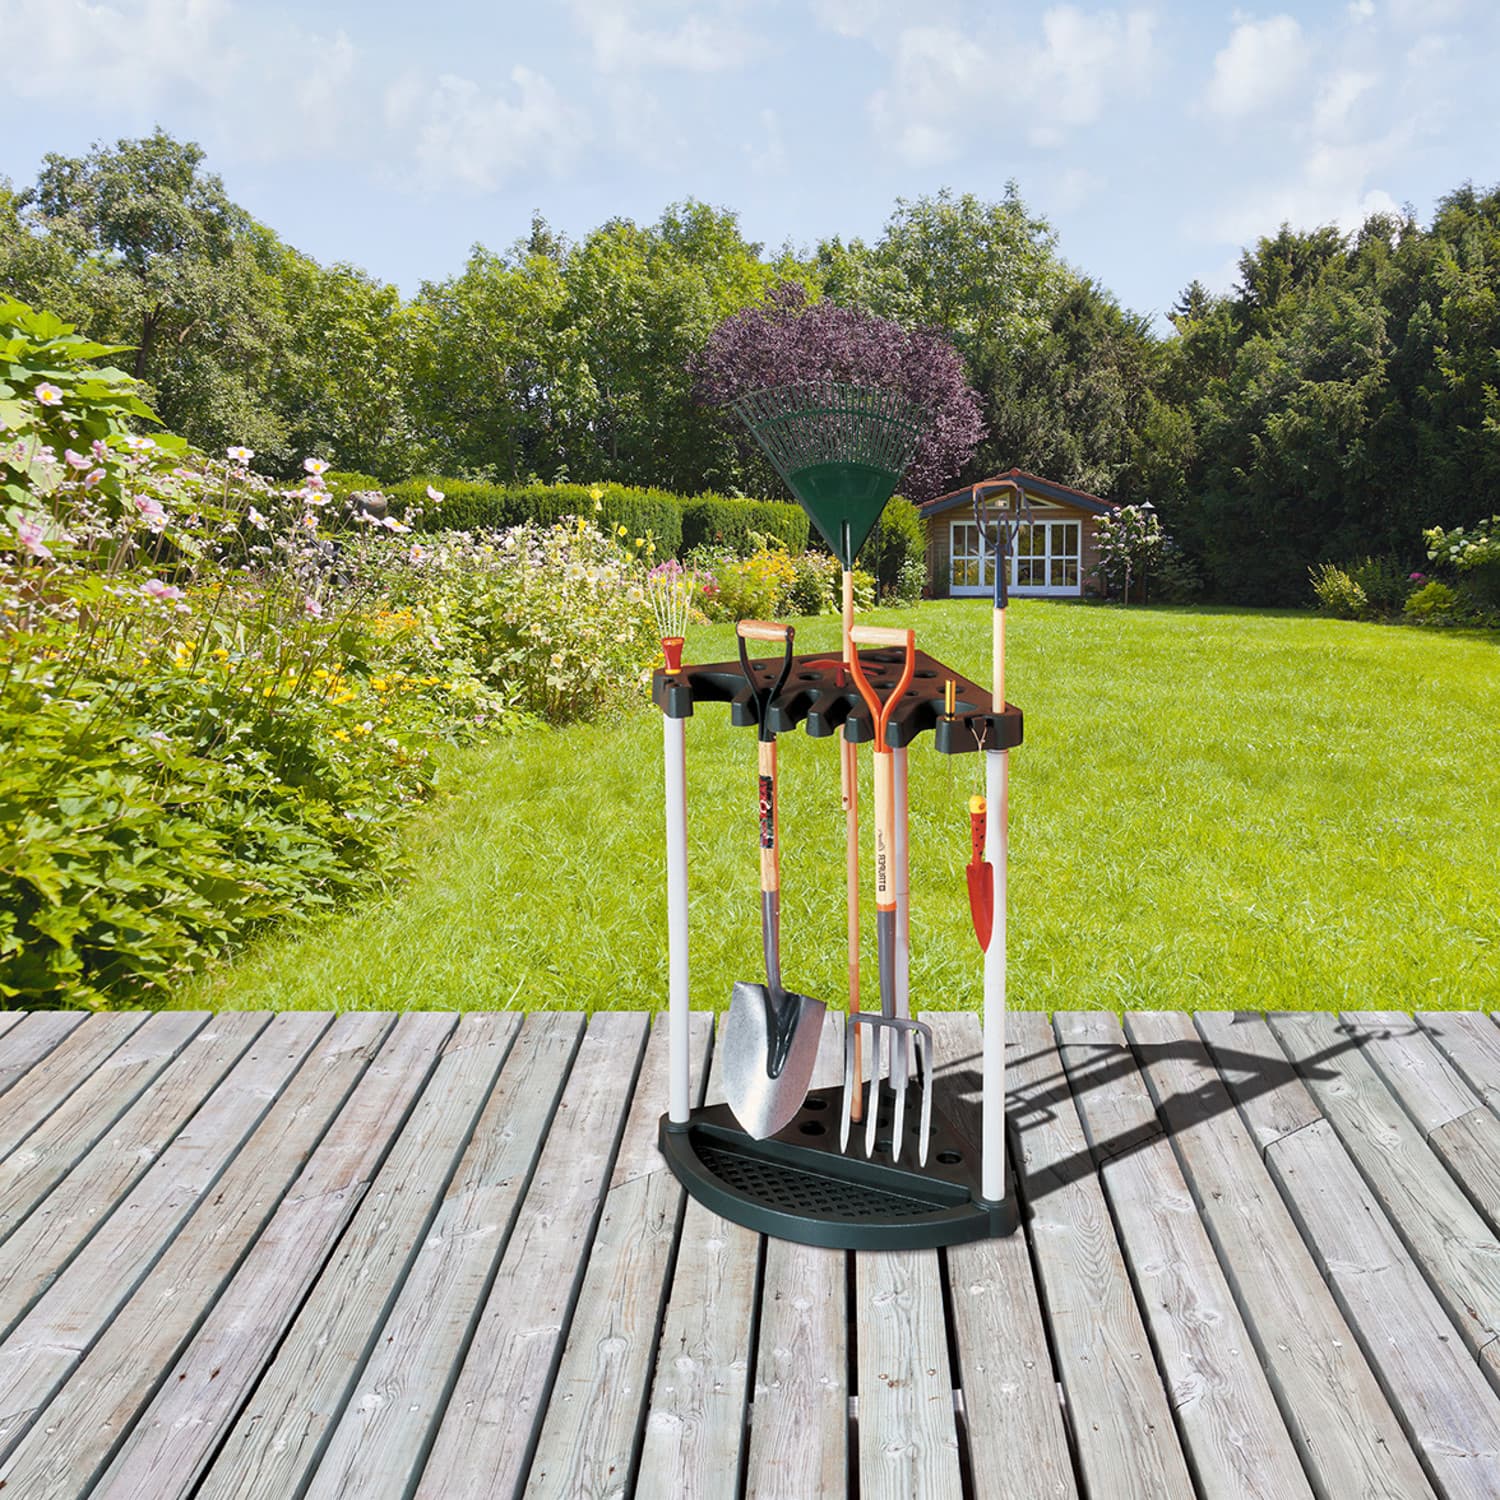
top-left (664, 712), bottom-right (691, 1124)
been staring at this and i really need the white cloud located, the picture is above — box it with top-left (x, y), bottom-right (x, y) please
top-left (570, 0), bottom-right (756, 72)
top-left (385, 68), bottom-right (589, 193)
top-left (1029, 6), bottom-right (1157, 135)
top-left (0, 0), bottom-right (233, 107)
top-left (1347, 0), bottom-right (1375, 20)
top-left (1206, 15), bottom-right (1309, 119)
top-left (865, 7), bottom-right (1156, 162)
top-left (1311, 69), bottom-right (1378, 135)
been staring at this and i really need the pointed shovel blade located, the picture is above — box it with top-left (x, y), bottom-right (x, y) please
top-left (721, 979), bottom-right (826, 1139)
top-left (966, 860), bottom-right (994, 952)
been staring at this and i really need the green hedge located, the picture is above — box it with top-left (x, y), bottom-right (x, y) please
top-left (860, 497), bottom-right (925, 598)
top-left (383, 479), bottom-right (681, 554)
top-left (680, 495), bottom-right (808, 555)
top-left (381, 478), bottom-right (809, 559)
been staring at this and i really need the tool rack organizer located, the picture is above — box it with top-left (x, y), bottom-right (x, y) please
top-left (653, 644), bottom-right (1024, 1250)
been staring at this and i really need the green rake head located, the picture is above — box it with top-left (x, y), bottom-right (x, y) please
top-left (730, 381), bottom-right (930, 569)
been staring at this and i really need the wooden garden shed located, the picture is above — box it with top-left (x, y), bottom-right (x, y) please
top-left (918, 469), bottom-right (1119, 599)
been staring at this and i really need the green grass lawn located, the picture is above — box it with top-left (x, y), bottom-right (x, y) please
top-left (177, 601), bottom-right (1500, 1013)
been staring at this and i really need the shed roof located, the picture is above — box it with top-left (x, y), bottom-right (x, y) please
top-left (918, 468), bottom-right (1118, 519)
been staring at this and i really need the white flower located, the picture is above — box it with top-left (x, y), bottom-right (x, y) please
top-left (426, 484), bottom-right (445, 503)
top-left (141, 578), bottom-right (185, 603)
top-left (126, 435), bottom-right (156, 453)
top-left (33, 382), bottom-right (63, 406)
top-left (226, 445), bottom-right (255, 463)
top-left (379, 515), bottom-right (410, 533)
top-left (302, 457), bottom-right (330, 475)
top-left (303, 595), bottom-right (324, 618)
top-left (247, 506), bottom-right (268, 530)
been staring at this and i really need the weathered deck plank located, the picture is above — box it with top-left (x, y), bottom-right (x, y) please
top-left (0, 1011), bottom-right (332, 1468)
top-left (0, 1010), bottom-right (208, 1240)
top-left (1055, 1010), bottom-right (1313, 1500)
top-left (88, 1012), bottom-right (458, 1500)
top-left (524, 1012), bottom-right (714, 1500)
top-left (1419, 1012), bottom-right (1500, 1115)
top-left (1007, 1009), bottom-right (1195, 1499)
top-left (0, 1012), bottom-right (267, 1330)
top-left (196, 1013), bottom-right (520, 1500)
top-left (1128, 1010), bottom-right (1435, 1500)
top-left (633, 1020), bottom-right (760, 1499)
top-left (1269, 1010), bottom-right (1500, 1369)
top-left (415, 1013), bottom-right (649, 1499)
top-left (936, 1012), bottom-right (1076, 1500)
top-left (744, 1012), bottom-right (848, 1500)
top-left (0, 1013), bottom-right (85, 1100)
top-left (1203, 1012), bottom-right (1500, 1499)
top-left (303, 1012), bottom-right (583, 1500)
top-left (0, 1012), bottom-right (387, 1496)
top-left (0, 1011), bottom-right (147, 1164)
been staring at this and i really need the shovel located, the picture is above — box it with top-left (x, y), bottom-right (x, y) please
top-left (720, 620), bottom-right (827, 1140)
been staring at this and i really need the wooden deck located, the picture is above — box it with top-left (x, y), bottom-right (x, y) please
top-left (0, 1010), bottom-right (1498, 1498)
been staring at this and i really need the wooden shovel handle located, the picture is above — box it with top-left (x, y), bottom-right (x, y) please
top-left (758, 739), bottom-right (778, 896)
top-left (737, 620), bottom-right (792, 643)
top-left (849, 625), bottom-right (912, 648)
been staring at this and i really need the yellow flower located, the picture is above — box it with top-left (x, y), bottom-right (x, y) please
top-left (331, 728), bottom-right (350, 742)
top-left (212, 647), bottom-right (229, 660)
top-left (372, 678), bottom-right (388, 692)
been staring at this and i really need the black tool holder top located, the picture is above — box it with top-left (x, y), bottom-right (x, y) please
top-left (654, 643), bottom-right (1022, 1250)
top-left (652, 645), bottom-right (1022, 753)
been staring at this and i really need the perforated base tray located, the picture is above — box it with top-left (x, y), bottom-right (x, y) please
top-left (659, 1084), bottom-right (1018, 1250)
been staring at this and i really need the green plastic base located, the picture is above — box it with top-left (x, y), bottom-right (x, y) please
top-left (659, 1084), bottom-right (1019, 1250)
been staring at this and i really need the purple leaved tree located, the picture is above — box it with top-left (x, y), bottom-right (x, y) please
top-left (689, 283), bottom-right (984, 502)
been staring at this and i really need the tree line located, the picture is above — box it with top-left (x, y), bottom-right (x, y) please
top-left (4, 129), bottom-right (1498, 603)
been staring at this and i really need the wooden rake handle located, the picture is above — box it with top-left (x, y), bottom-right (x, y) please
top-left (849, 625), bottom-right (911, 649)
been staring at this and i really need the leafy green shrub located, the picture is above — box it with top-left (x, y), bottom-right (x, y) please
top-left (679, 494), bottom-right (808, 557)
top-left (1151, 543), bottom-right (1203, 602)
top-left (386, 478), bottom-right (685, 556)
top-left (1309, 563), bottom-right (1368, 618)
top-left (325, 470), bottom-right (384, 498)
top-left (861, 497), bottom-right (925, 602)
top-left (1347, 555), bottom-right (1415, 613)
top-left (1403, 579), bottom-right (1461, 622)
top-left (789, 549), bottom-right (841, 615)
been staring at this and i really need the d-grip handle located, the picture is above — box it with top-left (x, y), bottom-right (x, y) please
top-left (737, 620), bottom-right (792, 643)
top-left (849, 625), bottom-right (911, 648)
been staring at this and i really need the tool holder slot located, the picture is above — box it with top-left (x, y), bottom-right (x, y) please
top-left (655, 640), bottom-right (1022, 1250)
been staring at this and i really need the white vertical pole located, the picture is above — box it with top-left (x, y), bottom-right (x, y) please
top-left (982, 602), bottom-right (1007, 1203)
top-left (982, 746), bottom-right (1007, 1201)
top-left (664, 711), bottom-right (691, 1124)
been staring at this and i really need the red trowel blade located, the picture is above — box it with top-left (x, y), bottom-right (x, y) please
top-left (967, 797), bottom-right (993, 951)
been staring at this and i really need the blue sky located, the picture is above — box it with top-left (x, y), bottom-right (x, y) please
top-left (2, 0), bottom-right (1496, 326)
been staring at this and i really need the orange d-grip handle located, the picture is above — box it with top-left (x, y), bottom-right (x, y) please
top-left (737, 620), bottom-right (792, 643)
top-left (849, 625), bottom-right (911, 648)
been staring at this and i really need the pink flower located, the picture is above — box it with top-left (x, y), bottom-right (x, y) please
top-left (1409, 571), bottom-right (1427, 582)
top-left (303, 595), bottom-right (324, 618)
top-left (409, 543), bottom-right (426, 563)
top-left (134, 494), bottom-right (169, 532)
top-left (33, 382), bottom-right (63, 406)
top-left (302, 457), bottom-right (330, 476)
top-left (426, 484), bottom-right (445, 503)
top-left (125, 435), bottom-right (156, 453)
top-left (64, 449), bottom-right (91, 470)
top-left (301, 513), bottom-right (318, 529)
top-left (141, 578), bottom-right (185, 603)
top-left (15, 516), bottom-right (53, 560)
top-left (378, 515), bottom-right (410, 533)
top-left (83, 468), bottom-right (105, 487)
top-left (91, 439), bottom-right (109, 461)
